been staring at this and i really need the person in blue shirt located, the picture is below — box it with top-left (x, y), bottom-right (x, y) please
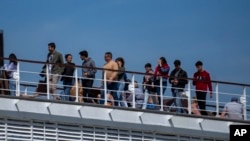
top-left (5, 53), bottom-right (17, 96)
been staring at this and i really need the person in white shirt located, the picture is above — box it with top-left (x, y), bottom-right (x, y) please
top-left (5, 53), bottom-right (17, 96)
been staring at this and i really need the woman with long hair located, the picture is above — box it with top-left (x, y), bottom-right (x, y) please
top-left (154, 57), bottom-right (170, 107)
top-left (5, 53), bottom-right (18, 96)
top-left (115, 57), bottom-right (128, 107)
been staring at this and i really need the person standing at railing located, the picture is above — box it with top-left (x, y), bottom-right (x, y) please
top-left (169, 60), bottom-right (188, 113)
top-left (220, 97), bottom-right (243, 120)
top-left (143, 63), bottom-right (156, 109)
top-left (100, 52), bottom-right (119, 106)
top-left (42, 42), bottom-right (64, 100)
top-left (61, 54), bottom-right (75, 101)
top-left (79, 50), bottom-right (97, 103)
top-left (115, 57), bottom-right (128, 107)
top-left (193, 61), bottom-right (212, 115)
top-left (4, 53), bottom-right (18, 96)
top-left (154, 57), bottom-right (170, 108)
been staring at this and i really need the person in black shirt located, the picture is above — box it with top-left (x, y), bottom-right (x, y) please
top-left (169, 60), bottom-right (188, 113)
top-left (61, 54), bottom-right (75, 101)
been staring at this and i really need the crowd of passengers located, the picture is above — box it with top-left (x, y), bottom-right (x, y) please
top-left (1, 42), bottom-right (244, 120)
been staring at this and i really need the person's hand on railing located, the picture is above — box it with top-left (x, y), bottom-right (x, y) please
top-left (210, 91), bottom-right (213, 98)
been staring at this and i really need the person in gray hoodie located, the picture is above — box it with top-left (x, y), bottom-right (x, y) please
top-left (79, 50), bottom-right (97, 103)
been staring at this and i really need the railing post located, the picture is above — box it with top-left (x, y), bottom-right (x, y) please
top-left (75, 68), bottom-right (78, 102)
top-left (46, 64), bottom-right (50, 100)
top-left (16, 62), bottom-right (20, 96)
top-left (142, 90), bottom-right (149, 110)
top-left (243, 86), bottom-right (247, 120)
top-left (132, 74), bottom-right (135, 108)
top-left (24, 86), bottom-right (27, 95)
top-left (104, 71), bottom-right (107, 104)
top-left (160, 76), bottom-right (163, 111)
top-left (215, 83), bottom-right (219, 117)
top-left (187, 80), bottom-right (191, 114)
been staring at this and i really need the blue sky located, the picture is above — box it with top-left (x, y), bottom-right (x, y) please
top-left (1, 0), bottom-right (250, 108)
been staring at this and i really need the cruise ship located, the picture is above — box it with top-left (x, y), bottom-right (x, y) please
top-left (0, 31), bottom-right (249, 141)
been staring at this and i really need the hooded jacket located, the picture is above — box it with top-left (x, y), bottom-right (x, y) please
top-left (154, 63), bottom-right (170, 81)
top-left (193, 70), bottom-right (212, 92)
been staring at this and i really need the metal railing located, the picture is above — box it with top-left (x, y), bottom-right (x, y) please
top-left (0, 57), bottom-right (249, 121)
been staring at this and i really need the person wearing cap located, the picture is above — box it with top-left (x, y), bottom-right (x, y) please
top-left (169, 60), bottom-right (188, 113)
top-left (220, 97), bottom-right (243, 120)
top-left (79, 50), bottom-right (97, 103)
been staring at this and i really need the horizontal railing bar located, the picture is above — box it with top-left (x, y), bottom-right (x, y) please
top-left (1, 57), bottom-right (250, 87)
top-left (20, 83), bottom-right (64, 90)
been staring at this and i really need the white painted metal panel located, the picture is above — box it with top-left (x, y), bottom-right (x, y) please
top-left (48, 103), bottom-right (81, 118)
top-left (0, 98), bottom-right (18, 111)
top-left (110, 110), bottom-right (142, 124)
top-left (79, 106), bottom-right (112, 121)
top-left (140, 113), bottom-right (172, 127)
top-left (201, 119), bottom-right (231, 133)
top-left (171, 116), bottom-right (201, 130)
top-left (16, 100), bottom-right (50, 114)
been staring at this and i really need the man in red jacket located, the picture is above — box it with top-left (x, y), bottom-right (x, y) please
top-left (193, 61), bottom-right (213, 115)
